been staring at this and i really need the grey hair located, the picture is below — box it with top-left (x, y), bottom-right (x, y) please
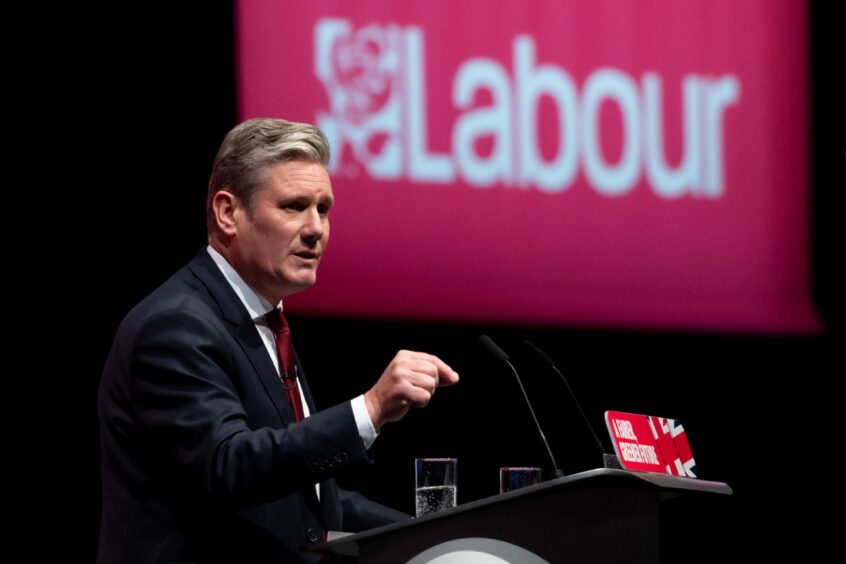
top-left (206, 117), bottom-right (331, 234)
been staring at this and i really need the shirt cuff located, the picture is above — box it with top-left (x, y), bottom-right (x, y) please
top-left (351, 394), bottom-right (379, 450)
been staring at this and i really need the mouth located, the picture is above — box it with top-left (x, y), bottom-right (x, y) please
top-left (293, 250), bottom-right (319, 261)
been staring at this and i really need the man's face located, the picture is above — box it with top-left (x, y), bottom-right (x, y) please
top-left (230, 160), bottom-right (334, 303)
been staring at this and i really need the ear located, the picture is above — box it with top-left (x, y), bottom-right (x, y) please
top-left (212, 190), bottom-right (240, 236)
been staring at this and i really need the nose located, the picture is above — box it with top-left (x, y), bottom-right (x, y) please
top-left (301, 207), bottom-right (326, 244)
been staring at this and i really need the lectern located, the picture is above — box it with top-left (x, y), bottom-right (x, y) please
top-left (317, 468), bottom-right (731, 563)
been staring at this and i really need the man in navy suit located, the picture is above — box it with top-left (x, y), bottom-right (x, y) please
top-left (98, 117), bottom-right (460, 563)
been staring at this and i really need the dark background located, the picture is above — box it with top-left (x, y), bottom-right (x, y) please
top-left (74, 2), bottom-right (842, 561)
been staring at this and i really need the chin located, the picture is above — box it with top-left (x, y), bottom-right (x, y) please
top-left (287, 276), bottom-right (317, 291)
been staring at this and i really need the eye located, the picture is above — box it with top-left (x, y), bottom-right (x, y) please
top-left (317, 203), bottom-right (332, 216)
top-left (281, 200), bottom-right (307, 212)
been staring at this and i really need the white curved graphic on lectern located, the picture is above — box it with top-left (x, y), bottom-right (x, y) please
top-left (406, 537), bottom-right (550, 563)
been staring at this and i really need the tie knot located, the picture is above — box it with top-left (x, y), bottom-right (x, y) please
top-left (265, 309), bottom-right (289, 336)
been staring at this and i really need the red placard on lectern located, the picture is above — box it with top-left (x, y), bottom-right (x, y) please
top-left (605, 411), bottom-right (697, 477)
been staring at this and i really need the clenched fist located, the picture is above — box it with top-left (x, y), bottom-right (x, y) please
top-left (364, 350), bottom-right (460, 431)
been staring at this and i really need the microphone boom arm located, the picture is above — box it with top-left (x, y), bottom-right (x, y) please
top-left (479, 335), bottom-right (565, 479)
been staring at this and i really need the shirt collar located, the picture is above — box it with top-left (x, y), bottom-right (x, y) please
top-left (206, 245), bottom-right (282, 322)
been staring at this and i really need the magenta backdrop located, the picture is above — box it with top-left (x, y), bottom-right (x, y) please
top-left (237, 0), bottom-right (817, 332)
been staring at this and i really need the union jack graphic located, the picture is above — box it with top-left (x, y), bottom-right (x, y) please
top-left (648, 417), bottom-right (697, 477)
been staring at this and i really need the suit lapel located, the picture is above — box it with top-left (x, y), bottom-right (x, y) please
top-left (235, 319), bottom-right (299, 424)
top-left (187, 250), bottom-right (298, 425)
top-left (188, 250), bottom-right (326, 515)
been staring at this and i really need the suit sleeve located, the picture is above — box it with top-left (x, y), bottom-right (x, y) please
top-left (122, 305), bottom-right (371, 508)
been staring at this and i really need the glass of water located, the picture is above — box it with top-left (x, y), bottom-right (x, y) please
top-left (499, 466), bottom-right (542, 493)
top-left (415, 458), bottom-right (457, 517)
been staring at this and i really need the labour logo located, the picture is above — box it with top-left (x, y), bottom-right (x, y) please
top-left (315, 19), bottom-right (403, 178)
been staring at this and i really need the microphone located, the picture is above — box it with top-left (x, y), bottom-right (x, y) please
top-left (479, 335), bottom-right (564, 479)
top-left (522, 340), bottom-right (613, 466)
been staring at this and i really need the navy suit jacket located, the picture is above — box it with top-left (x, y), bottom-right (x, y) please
top-left (98, 250), bottom-right (407, 563)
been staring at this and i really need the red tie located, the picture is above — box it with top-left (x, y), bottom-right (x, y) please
top-left (268, 309), bottom-right (305, 422)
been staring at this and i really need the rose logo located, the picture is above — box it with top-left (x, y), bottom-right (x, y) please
top-left (330, 25), bottom-right (397, 124)
top-left (315, 19), bottom-right (403, 177)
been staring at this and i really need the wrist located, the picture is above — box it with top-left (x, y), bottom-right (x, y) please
top-left (364, 390), bottom-right (383, 432)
